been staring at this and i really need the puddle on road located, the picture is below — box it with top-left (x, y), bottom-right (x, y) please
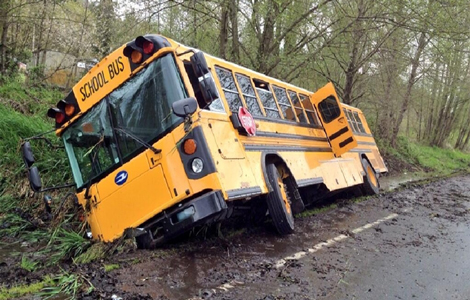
top-left (144, 174), bottom-right (433, 298)
top-left (134, 209), bottom-right (364, 299)
top-left (380, 173), bottom-right (426, 191)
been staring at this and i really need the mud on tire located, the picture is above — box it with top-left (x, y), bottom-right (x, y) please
top-left (266, 163), bottom-right (295, 235)
top-left (361, 158), bottom-right (380, 195)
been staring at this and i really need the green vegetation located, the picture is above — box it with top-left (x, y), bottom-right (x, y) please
top-left (20, 255), bottom-right (38, 272)
top-left (39, 272), bottom-right (94, 300)
top-left (0, 276), bottom-right (53, 300)
top-left (45, 227), bottom-right (91, 266)
top-left (0, 79), bottom-right (69, 195)
top-left (297, 204), bottom-right (338, 218)
top-left (382, 136), bottom-right (470, 175)
top-left (104, 263), bottom-right (120, 272)
top-left (74, 243), bottom-right (107, 265)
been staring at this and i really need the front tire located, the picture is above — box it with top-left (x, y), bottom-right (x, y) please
top-left (361, 158), bottom-right (380, 195)
top-left (266, 163), bottom-right (295, 235)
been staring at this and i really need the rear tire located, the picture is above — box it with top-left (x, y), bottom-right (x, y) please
top-left (361, 158), bottom-right (379, 195)
top-left (266, 163), bottom-right (295, 235)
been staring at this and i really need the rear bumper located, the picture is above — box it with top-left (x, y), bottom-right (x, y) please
top-left (161, 190), bottom-right (228, 239)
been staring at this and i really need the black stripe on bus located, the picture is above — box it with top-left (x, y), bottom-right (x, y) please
top-left (227, 186), bottom-right (262, 200)
top-left (253, 116), bottom-right (323, 129)
top-left (256, 131), bottom-right (328, 142)
top-left (354, 132), bottom-right (373, 137)
top-left (296, 177), bottom-right (324, 188)
top-left (339, 137), bottom-right (354, 148)
top-left (244, 144), bottom-right (332, 153)
top-left (357, 141), bottom-right (377, 146)
top-left (329, 126), bottom-right (349, 141)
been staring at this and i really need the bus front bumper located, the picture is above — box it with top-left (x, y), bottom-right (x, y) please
top-left (162, 190), bottom-right (228, 238)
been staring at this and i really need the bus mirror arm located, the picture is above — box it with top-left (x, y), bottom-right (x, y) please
top-left (113, 127), bottom-right (162, 154)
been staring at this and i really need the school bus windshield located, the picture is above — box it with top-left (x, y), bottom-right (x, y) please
top-left (62, 53), bottom-right (187, 188)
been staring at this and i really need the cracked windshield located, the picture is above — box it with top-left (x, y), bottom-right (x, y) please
top-left (62, 53), bottom-right (187, 188)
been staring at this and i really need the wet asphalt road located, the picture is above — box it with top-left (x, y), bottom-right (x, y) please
top-left (174, 175), bottom-right (470, 300)
top-left (324, 209), bottom-right (470, 300)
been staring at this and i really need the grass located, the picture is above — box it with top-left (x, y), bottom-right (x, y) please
top-left (0, 104), bottom-right (70, 194)
top-left (74, 242), bottom-right (107, 264)
top-left (0, 76), bottom-right (63, 115)
top-left (409, 144), bottom-right (470, 174)
top-left (45, 227), bottom-right (91, 266)
top-left (0, 276), bottom-right (53, 300)
top-left (297, 203), bottom-right (338, 218)
top-left (104, 263), bottom-right (120, 272)
top-left (386, 136), bottom-right (470, 174)
top-left (39, 272), bottom-right (94, 300)
top-left (20, 255), bottom-right (39, 272)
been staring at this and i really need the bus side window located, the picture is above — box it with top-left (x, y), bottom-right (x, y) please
top-left (349, 110), bottom-right (360, 133)
top-left (299, 94), bottom-right (320, 125)
top-left (215, 66), bottom-right (244, 112)
top-left (343, 108), bottom-right (358, 133)
top-left (235, 74), bottom-right (263, 117)
top-left (273, 86), bottom-right (297, 121)
top-left (288, 91), bottom-right (308, 124)
top-left (253, 79), bottom-right (281, 119)
top-left (353, 111), bottom-right (366, 133)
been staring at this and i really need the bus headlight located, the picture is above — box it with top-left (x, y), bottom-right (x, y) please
top-left (191, 158), bottom-right (204, 173)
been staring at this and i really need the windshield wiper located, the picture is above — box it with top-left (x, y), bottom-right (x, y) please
top-left (114, 127), bottom-right (162, 154)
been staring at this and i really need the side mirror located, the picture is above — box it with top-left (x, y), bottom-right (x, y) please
top-left (21, 141), bottom-right (35, 168)
top-left (190, 51), bottom-right (210, 78)
top-left (199, 77), bottom-right (219, 104)
top-left (172, 97), bottom-right (198, 117)
top-left (28, 166), bottom-right (42, 192)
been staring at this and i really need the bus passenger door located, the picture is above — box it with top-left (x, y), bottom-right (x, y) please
top-left (309, 82), bottom-right (357, 157)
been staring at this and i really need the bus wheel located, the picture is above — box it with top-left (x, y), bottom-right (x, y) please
top-left (266, 163), bottom-right (295, 235)
top-left (361, 158), bottom-right (379, 195)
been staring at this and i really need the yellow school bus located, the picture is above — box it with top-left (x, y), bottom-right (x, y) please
top-left (23, 34), bottom-right (387, 248)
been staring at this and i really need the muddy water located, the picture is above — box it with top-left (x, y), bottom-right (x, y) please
top-left (379, 172), bottom-right (426, 191)
top-left (0, 242), bottom-right (21, 263)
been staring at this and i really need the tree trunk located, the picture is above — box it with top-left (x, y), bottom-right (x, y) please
top-left (218, 0), bottom-right (229, 59)
top-left (390, 31), bottom-right (427, 147)
top-left (0, 0), bottom-right (10, 75)
top-left (229, 0), bottom-right (239, 63)
top-left (257, 1), bottom-right (278, 74)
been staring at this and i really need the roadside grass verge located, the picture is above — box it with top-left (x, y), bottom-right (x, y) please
top-left (45, 227), bottom-right (91, 266)
top-left (0, 104), bottom-right (70, 194)
top-left (0, 76), bottom-right (63, 115)
top-left (382, 136), bottom-right (470, 175)
top-left (0, 276), bottom-right (54, 300)
top-left (39, 272), bottom-right (94, 300)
